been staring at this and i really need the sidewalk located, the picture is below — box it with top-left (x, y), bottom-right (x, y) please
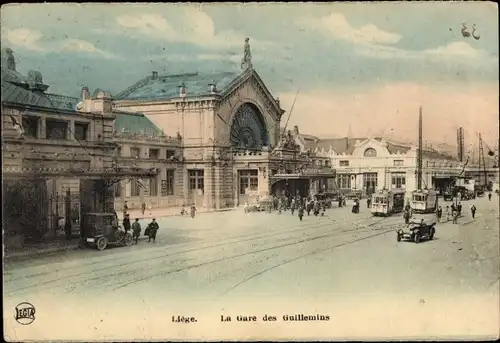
top-left (118, 205), bottom-right (238, 220)
top-left (4, 206), bottom-right (239, 262)
top-left (4, 237), bottom-right (83, 262)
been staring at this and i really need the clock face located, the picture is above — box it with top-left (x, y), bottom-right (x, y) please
top-left (364, 148), bottom-right (377, 157)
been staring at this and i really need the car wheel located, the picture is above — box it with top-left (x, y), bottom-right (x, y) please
top-left (429, 228), bottom-right (435, 240)
top-left (397, 233), bottom-right (401, 242)
top-left (96, 236), bottom-right (108, 251)
top-left (413, 232), bottom-right (421, 244)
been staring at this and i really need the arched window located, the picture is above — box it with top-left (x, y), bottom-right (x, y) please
top-left (363, 148), bottom-right (377, 157)
top-left (230, 103), bottom-right (268, 150)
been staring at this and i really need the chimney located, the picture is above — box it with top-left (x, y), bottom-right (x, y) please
top-left (293, 125), bottom-right (299, 136)
top-left (152, 71), bottom-right (158, 79)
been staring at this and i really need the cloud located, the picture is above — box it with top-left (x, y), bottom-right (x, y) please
top-left (58, 39), bottom-right (119, 59)
top-left (296, 13), bottom-right (401, 45)
top-left (3, 28), bottom-right (120, 59)
top-left (5, 28), bottom-right (45, 51)
top-left (359, 41), bottom-right (497, 64)
top-left (115, 9), bottom-right (270, 49)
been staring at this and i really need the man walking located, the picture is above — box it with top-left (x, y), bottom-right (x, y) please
top-left (123, 214), bottom-right (131, 233)
top-left (470, 204), bottom-right (477, 219)
top-left (132, 218), bottom-right (141, 244)
top-left (147, 218), bottom-right (159, 243)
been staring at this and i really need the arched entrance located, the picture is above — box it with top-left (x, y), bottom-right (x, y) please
top-left (230, 103), bottom-right (268, 150)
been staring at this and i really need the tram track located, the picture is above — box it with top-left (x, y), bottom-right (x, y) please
top-left (4, 214), bottom-right (397, 297)
top-left (109, 216), bottom-right (391, 291)
top-left (4, 212), bottom-right (377, 284)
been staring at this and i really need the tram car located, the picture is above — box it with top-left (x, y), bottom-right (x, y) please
top-left (370, 189), bottom-right (405, 216)
top-left (410, 189), bottom-right (438, 213)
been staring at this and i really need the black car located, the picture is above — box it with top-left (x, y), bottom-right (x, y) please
top-left (397, 220), bottom-right (436, 243)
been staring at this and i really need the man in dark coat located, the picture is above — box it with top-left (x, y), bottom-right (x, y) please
top-left (470, 205), bottom-right (477, 219)
top-left (132, 218), bottom-right (141, 244)
top-left (147, 218), bottom-right (159, 243)
top-left (298, 206), bottom-right (304, 221)
top-left (123, 214), bottom-right (131, 233)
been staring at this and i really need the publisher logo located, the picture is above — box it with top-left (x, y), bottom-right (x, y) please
top-left (15, 302), bottom-right (36, 325)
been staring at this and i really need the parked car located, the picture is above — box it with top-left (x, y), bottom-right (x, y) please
top-left (81, 212), bottom-right (133, 251)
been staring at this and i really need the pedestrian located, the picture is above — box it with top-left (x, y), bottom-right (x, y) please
top-left (141, 202), bottom-right (146, 215)
top-left (452, 209), bottom-right (458, 224)
top-left (278, 198), bottom-right (282, 215)
top-left (123, 214), bottom-right (131, 233)
top-left (436, 206), bottom-right (443, 223)
top-left (123, 201), bottom-right (128, 216)
top-left (132, 218), bottom-right (141, 244)
top-left (488, 192), bottom-right (492, 201)
top-left (367, 197), bottom-right (371, 209)
top-left (190, 203), bottom-right (197, 218)
top-left (470, 204), bottom-right (476, 219)
top-left (403, 209), bottom-right (410, 225)
top-left (147, 218), bottom-right (159, 243)
top-left (298, 206), bottom-right (304, 221)
top-left (445, 206), bottom-right (450, 221)
top-left (457, 202), bottom-right (462, 217)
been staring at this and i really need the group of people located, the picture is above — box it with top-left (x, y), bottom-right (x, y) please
top-left (435, 202), bottom-right (477, 224)
top-left (180, 204), bottom-right (197, 218)
top-left (121, 214), bottom-right (160, 243)
top-left (259, 195), bottom-right (332, 220)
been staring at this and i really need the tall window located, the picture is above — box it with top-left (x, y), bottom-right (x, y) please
top-left (339, 160), bottom-right (349, 167)
top-left (46, 120), bottom-right (68, 140)
top-left (325, 159), bottom-right (330, 167)
top-left (391, 172), bottom-right (406, 189)
top-left (337, 175), bottom-right (351, 189)
top-left (114, 181), bottom-right (121, 198)
top-left (149, 176), bottom-right (158, 196)
top-left (131, 178), bottom-right (141, 197)
top-left (74, 123), bottom-right (88, 141)
top-left (166, 170), bottom-right (175, 195)
top-left (166, 150), bottom-right (176, 159)
top-left (130, 147), bottom-right (140, 158)
top-left (149, 148), bottom-right (159, 159)
top-left (239, 170), bottom-right (258, 194)
top-left (22, 116), bottom-right (38, 138)
top-left (188, 170), bottom-right (204, 193)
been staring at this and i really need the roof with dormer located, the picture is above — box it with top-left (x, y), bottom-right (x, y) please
top-left (1, 66), bottom-right (79, 111)
top-left (115, 70), bottom-right (245, 101)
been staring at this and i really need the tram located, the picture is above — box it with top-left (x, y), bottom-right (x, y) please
top-left (410, 189), bottom-right (438, 213)
top-left (370, 189), bottom-right (405, 216)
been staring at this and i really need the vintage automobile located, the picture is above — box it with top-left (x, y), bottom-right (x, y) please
top-left (81, 212), bottom-right (133, 251)
top-left (396, 220), bottom-right (436, 243)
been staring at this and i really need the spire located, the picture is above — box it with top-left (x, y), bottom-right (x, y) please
top-left (347, 124), bottom-right (353, 138)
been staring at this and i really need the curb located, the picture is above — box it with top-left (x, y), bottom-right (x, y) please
top-left (5, 208), bottom-right (239, 262)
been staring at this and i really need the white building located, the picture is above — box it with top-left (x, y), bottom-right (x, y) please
top-left (292, 131), bottom-right (464, 198)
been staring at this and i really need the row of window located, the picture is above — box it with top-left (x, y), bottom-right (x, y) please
top-left (338, 159), bottom-right (404, 167)
top-left (23, 116), bottom-right (89, 140)
top-left (120, 147), bottom-right (176, 159)
top-left (336, 172), bottom-right (406, 190)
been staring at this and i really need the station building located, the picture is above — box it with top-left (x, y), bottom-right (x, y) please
top-left (112, 43), bottom-right (336, 210)
top-left (290, 132), bottom-right (465, 198)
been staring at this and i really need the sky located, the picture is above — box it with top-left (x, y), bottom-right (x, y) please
top-left (1, 2), bottom-right (499, 149)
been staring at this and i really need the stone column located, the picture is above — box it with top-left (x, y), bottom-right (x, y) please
top-left (215, 165), bottom-right (221, 210)
top-left (68, 120), bottom-right (75, 140)
top-left (203, 164), bottom-right (213, 209)
top-left (38, 117), bottom-right (46, 139)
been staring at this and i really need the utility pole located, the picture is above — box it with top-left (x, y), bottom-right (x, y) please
top-left (417, 106), bottom-right (423, 190)
top-left (478, 133), bottom-right (488, 188)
